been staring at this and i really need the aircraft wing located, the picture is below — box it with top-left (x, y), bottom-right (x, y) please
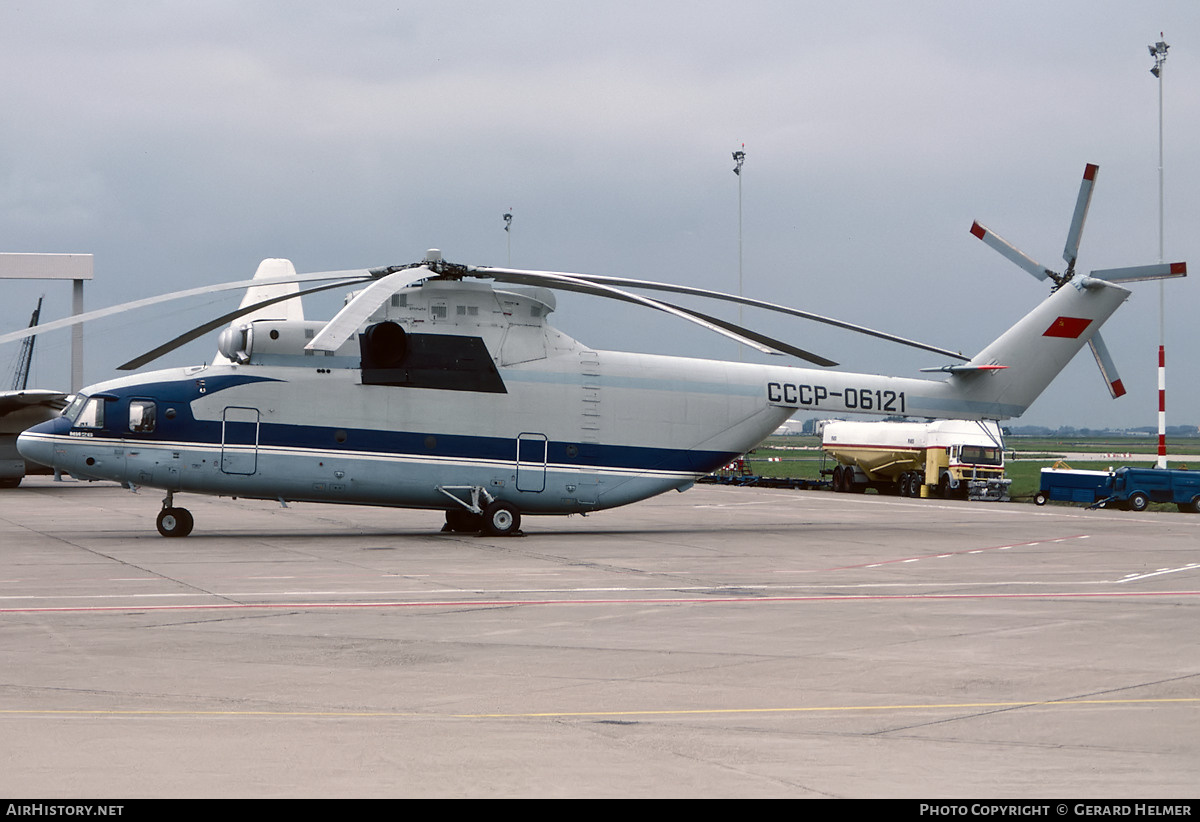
top-left (0, 390), bottom-right (69, 434)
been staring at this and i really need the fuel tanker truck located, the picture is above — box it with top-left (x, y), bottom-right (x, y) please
top-left (820, 419), bottom-right (1011, 501)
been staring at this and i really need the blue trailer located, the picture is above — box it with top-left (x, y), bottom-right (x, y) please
top-left (1034, 468), bottom-right (1112, 507)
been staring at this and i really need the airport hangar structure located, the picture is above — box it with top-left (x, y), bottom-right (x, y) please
top-left (0, 252), bottom-right (94, 392)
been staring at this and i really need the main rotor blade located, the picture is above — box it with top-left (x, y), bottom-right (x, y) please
top-left (474, 265), bottom-right (968, 362)
top-left (117, 279), bottom-right (365, 370)
top-left (970, 221), bottom-right (1054, 282)
top-left (1063, 163), bottom-right (1099, 268)
top-left (1089, 261), bottom-right (1187, 283)
top-left (305, 267), bottom-right (429, 352)
top-left (651, 302), bottom-right (836, 366)
top-left (1087, 331), bottom-right (1125, 399)
top-left (481, 269), bottom-right (784, 357)
top-left (0, 268), bottom-right (373, 347)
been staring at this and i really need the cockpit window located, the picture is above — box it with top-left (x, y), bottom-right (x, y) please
top-left (62, 394), bottom-right (86, 423)
top-left (129, 400), bottom-right (156, 433)
top-left (74, 397), bottom-right (105, 429)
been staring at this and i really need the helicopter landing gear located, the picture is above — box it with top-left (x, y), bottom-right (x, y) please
top-left (482, 501), bottom-right (521, 537)
top-left (157, 492), bottom-right (194, 538)
top-left (436, 485), bottom-right (523, 537)
top-left (443, 508), bottom-right (483, 533)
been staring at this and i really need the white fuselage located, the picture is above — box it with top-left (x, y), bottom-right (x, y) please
top-left (16, 274), bottom-right (1130, 520)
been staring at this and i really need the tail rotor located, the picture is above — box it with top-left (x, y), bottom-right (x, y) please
top-left (970, 163), bottom-right (1186, 398)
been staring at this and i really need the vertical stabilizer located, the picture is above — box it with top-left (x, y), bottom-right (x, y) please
top-left (951, 278), bottom-right (1130, 416)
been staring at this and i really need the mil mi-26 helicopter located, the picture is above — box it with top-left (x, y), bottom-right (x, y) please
top-left (11, 164), bottom-right (1185, 537)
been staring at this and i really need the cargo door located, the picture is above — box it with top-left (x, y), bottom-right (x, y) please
top-left (220, 406), bottom-right (260, 475)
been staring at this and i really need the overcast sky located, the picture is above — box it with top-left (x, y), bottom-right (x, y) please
top-left (2, 1), bottom-right (1198, 429)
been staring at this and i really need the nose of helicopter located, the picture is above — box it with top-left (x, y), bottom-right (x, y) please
top-left (16, 419), bottom-right (62, 470)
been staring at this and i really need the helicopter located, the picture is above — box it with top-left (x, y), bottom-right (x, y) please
top-left (10, 165), bottom-right (1185, 538)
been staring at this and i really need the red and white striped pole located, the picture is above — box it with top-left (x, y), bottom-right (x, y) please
top-left (1157, 344), bottom-right (1167, 468)
top-left (1150, 35), bottom-right (1170, 469)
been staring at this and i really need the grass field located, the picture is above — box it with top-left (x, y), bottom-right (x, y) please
top-left (731, 435), bottom-right (1200, 502)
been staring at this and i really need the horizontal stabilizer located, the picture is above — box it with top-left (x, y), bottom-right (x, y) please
top-left (918, 363), bottom-right (1009, 374)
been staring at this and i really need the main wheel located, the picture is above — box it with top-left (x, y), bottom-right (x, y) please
top-left (909, 474), bottom-right (924, 499)
top-left (156, 506), bottom-right (194, 538)
top-left (1127, 492), bottom-right (1150, 513)
top-left (444, 508), bottom-right (483, 532)
top-left (482, 501), bottom-right (521, 537)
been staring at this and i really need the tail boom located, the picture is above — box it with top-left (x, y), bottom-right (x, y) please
top-left (763, 278), bottom-right (1130, 421)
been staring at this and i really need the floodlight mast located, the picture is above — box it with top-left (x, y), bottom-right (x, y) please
top-left (503, 211), bottom-right (513, 265)
top-left (732, 147), bottom-right (746, 356)
top-left (1149, 36), bottom-right (1169, 468)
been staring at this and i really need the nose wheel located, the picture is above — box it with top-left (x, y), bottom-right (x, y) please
top-left (156, 493), bottom-right (194, 538)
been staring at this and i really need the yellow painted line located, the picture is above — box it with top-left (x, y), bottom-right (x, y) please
top-left (2, 697), bottom-right (1197, 720)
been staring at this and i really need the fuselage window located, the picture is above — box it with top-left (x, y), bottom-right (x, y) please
top-left (75, 397), bottom-right (106, 429)
top-left (129, 400), bottom-right (157, 433)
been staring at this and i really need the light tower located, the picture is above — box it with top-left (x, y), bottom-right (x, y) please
top-left (503, 211), bottom-right (513, 265)
top-left (732, 147), bottom-right (746, 340)
top-left (1149, 36), bottom-right (1169, 468)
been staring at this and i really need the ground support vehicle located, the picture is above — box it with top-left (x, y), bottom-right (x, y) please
top-left (1101, 466), bottom-right (1200, 513)
top-left (821, 419), bottom-right (1010, 501)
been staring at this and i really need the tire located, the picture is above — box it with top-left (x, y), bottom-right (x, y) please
top-left (482, 501), bottom-right (521, 536)
top-left (1034, 492), bottom-right (1048, 506)
top-left (156, 507), bottom-right (194, 538)
top-left (445, 509), bottom-right (483, 532)
top-left (1182, 496), bottom-right (1200, 514)
top-left (0, 476), bottom-right (21, 489)
top-left (832, 466), bottom-right (846, 493)
top-left (1127, 492), bottom-right (1149, 513)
